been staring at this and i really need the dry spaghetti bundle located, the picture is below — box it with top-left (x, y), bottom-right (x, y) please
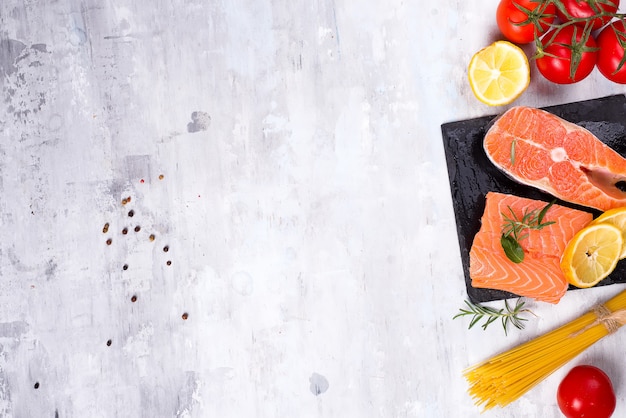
top-left (464, 289), bottom-right (626, 410)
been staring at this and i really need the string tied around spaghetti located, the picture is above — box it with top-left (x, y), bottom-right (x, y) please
top-left (570, 304), bottom-right (626, 337)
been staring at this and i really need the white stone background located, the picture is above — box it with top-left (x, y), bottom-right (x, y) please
top-left (1, 1), bottom-right (626, 417)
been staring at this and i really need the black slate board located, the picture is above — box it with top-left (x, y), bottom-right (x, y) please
top-left (442, 94), bottom-right (626, 303)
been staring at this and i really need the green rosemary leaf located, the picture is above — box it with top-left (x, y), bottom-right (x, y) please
top-left (537, 199), bottom-right (556, 224)
top-left (510, 139), bottom-right (516, 165)
top-left (482, 315), bottom-right (499, 331)
top-left (502, 316), bottom-right (510, 336)
top-left (469, 314), bottom-right (484, 329)
top-left (453, 303), bottom-right (470, 319)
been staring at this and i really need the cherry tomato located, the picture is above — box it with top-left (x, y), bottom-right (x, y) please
top-left (556, 0), bottom-right (620, 31)
top-left (535, 25), bottom-right (598, 84)
top-left (596, 19), bottom-right (626, 83)
top-left (557, 365), bottom-right (616, 418)
top-left (496, 0), bottom-right (557, 44)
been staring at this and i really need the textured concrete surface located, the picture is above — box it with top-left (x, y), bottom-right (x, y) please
top-left (1, 1), bottom-right (626, 417)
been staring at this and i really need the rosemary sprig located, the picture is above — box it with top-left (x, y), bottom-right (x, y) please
top-left (453, 298), bottom-right (537, 335)
top-left (510, 139), bottom-right (517, 165)
top-left (500, 200), bottom-right (556, 263)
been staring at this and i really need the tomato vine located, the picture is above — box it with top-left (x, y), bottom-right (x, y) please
top-left (517, 0), bottom-right (626, 82)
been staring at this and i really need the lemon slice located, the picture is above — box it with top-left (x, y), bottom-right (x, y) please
top-left (591, 207), bottom-right (626, 259)
top-left (561, 223), bottom-right (623, 288)
top-left (468, 41), bottom-right (530, 106)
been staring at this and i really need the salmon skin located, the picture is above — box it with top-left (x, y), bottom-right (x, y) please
top-left (470, 192), bottom-right (592, 304)
top-left (484, 106), bottom-right (626, 212)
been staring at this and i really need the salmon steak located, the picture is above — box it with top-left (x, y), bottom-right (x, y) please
top-left (469, 192), bottom-right (592, 304)
top-left (484, 106), bottom-right (626, 212)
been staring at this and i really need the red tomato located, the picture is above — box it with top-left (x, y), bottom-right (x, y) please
top-left (557, 365), bottom-right (616, 418)
top-left (597, 19), bottom-right (626, 83)
top-left (556, 0), bottom-right (620, 31)
top-left (496, 0), bottom-right (557, 44)
top-left (535, 25), bottom-right (598, 84)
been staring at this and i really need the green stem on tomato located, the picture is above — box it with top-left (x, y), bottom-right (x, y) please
top-left (529, 0), bottom-right (620, 78)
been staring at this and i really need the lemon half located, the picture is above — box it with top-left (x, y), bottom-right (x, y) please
top-left (591, 207), bottom-right (626, 259)
top-left (561, 223), bottom-right (623, 288)
top-left (468, 41), bottom-right (530, 106)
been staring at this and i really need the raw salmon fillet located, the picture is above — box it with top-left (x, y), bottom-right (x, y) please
top-left (484, 106), bottom-right (626, 212)
top-left (469, 192), bottom-right (592, 304)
